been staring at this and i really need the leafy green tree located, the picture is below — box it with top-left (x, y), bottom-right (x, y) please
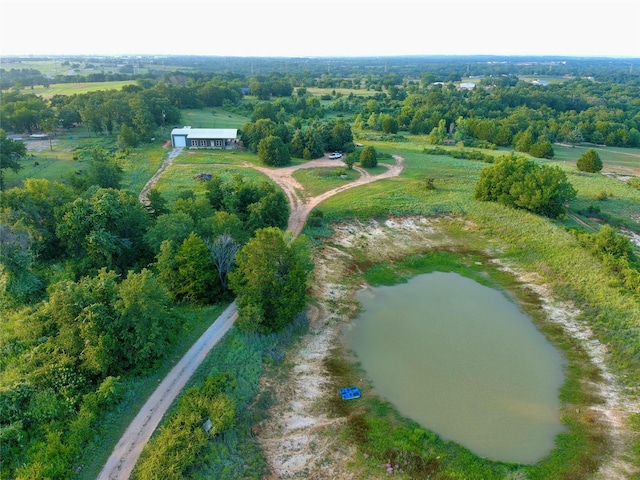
top-left (529, 140), bottom-right (555, 159)
top-left (117, 124), bottom-right (139, 149)
top-left (564, 127), bottom-right (584, 147)
top-left (55, 188), bottom-right (151, 272)
top-left (173, 233), bottom-right (221, 304)
top-left (241, 118), bottom-right (278, 153)
top-left (228, 227), bottom-right (313, 333)
top-left (359, 145), bottom-right (378, 168)
top-left (144, 212), bottom-right (195, 253)
top-left (474, 153), bottom-right (576, 218)
top-left (0, 130), bottom-right (26, 190)
top-left (343, 152), bottom-right (358, 170)
top-left (0, 178), bottom-right (74, 259)
top-left (85, 148), bottom-right (123, 189)
top-left (576, 149), bottom-right (603, 173)
top-left (252, 101), bottom-right (277, 122)
top-left (302, 127), bottom-right (325, 160)
top-left (328, 120), bottom-right (354, 152)
top-left (113, 269), bottom-right (174, 372)
top-left (203, 173), bottom-right (226, 210)
top-left (289, 129), bottom-right (305, 158)
top-left (144, 187), bottom-right (169, 219)
top-left (245, 183), bottom-right (289, 233)
top-left (513, 128), bottom-right (534, 153)
top-left (427, 119), bottom-right (447, 145)
top-left (380, 114), bottom-right (399, 134)
top-left (0, 224), bottom-right (43, 305)
top-left (198, 211), bottom-right (248, 245)
top-left (258, 135), bottom-right (290, 167)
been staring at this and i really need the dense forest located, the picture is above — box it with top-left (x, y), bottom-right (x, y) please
top-left (1, 55), bottom-right (639, 479)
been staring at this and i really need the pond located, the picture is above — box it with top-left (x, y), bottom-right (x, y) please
top-left (343, 271), bottom-right (566, 464)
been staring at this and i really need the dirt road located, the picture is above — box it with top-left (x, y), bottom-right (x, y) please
top-left (98, 150), bottom-right (405, 479)
top-left (248, 154), bottom-right (405, 235)
top-left (97, 302), bottom-right (237, 480)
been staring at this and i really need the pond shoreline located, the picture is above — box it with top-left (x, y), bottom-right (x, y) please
top-left (255, 216), bottom-right (639, 479)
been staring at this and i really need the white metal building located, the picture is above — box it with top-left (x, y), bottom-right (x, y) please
top-left (170, 126), bottom-right (238, 149)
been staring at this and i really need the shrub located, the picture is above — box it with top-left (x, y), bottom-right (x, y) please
top-left (359, 146), bottom-right (378, 168)
top-left (474, 153), bottom-right (576, 218)
top-left (576, 149), bottom-right (603, 173)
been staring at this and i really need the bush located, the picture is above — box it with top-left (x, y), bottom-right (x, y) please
top-left (474, 153), bottom-right (577, 218)
top-left (359, 146), bottom-right (378, 168)
top-left (627, 177), bottom-right (640, 190)
top-left (576, 149), bottom-right (603, 173)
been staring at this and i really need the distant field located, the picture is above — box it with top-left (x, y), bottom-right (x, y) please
top-left (306, 87), bottom-right (378, 97)
top-left (553, 144), bottom-right (640, 175)
top-left (179, 108), bottom-right (249, 130)
top-left (22, 80), bottom-right (136, 99)
top-left (2, 59), bottom-right (191, 77)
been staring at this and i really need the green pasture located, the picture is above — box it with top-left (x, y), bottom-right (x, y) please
top-left (291, 167), bottom-right (360, 197)
top-left (553, 144), bottom-right (640, 173)
top-left (2, 59), bottom-right (68, 76)
top-left (306, 87), bottom-right (377, 98)
top-left (174, 149), bottom-right (249, 166)
top-left (119, 143), bottom-right (168, 194)
top-left (179, 108), bottom-right (249, 130)
top-left (3, 153), bottom-right (85, 189)
top-left (315, 146), bottom-right (485, 220)
top-left (310, 142), bottom-right (639, 234)
top-left (3, 130), bottom-right (170, 194)
top-left (152, 163), bottom-right (269, 205)
top-left (3, 128), bottom-right (113, 188)
top-left (23, 80), bottom-right (136, 99)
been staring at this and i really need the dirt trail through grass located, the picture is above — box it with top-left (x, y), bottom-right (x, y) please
top-left (98, 151), bottom-right (404, 479)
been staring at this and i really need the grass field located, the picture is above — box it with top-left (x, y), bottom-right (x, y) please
top-left (292, 167), bottom-right (360, 197)
top-left (552, 144), bottom-right (640, 175)
top-left (152, 163), bottom-right (269, 205)
top-left (20, 80), bottom-right (136, 99)
top-left (306, 87), bottom-right (378, 97)
top-left (179, 108), bottom-right (250, 130)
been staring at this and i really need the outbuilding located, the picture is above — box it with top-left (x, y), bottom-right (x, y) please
top-left (171, 126), bottom-right (238, 149)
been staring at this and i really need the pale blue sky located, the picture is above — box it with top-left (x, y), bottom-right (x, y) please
top-left (1, 0), bottom-right (639, 58)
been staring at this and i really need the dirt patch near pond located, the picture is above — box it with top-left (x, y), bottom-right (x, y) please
top-left (256, 217), bottom-right (639, 479)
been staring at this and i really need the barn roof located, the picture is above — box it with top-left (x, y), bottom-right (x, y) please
top-left (171, 127), bottom-right (238, 139)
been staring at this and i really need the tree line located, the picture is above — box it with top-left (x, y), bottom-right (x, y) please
top-left (0, 138), bottom-right (313, 478)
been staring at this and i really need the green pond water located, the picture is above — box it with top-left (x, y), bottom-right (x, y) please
top-left (344, 271), bottom-right (566, 464)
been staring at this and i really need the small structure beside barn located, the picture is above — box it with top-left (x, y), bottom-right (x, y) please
top-left (171, 126), bottom-right (238, 149)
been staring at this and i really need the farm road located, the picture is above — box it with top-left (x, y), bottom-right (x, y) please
top-left (98, 148), bottom-right (404, 479)
top-left (97, 302), bottom-right (237, 480)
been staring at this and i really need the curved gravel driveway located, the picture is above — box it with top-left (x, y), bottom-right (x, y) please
top-left (98, 150), bottom-right (405, 479)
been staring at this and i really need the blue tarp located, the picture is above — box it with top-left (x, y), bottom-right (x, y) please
top-left (340, 386), bottom-right (361, 400)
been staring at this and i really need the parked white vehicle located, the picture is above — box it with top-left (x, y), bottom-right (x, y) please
top-left (328, 152), bottom-right (343, 159)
